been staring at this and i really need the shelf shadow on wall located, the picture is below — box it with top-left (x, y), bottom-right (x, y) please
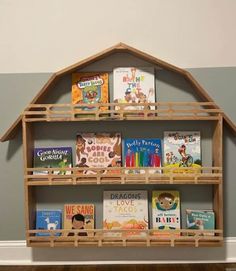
top-left (6, 131), bottom-right (22, 161)
top-left (31, 245), bottom-right (227, 263)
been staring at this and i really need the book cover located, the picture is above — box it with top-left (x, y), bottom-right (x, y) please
top-left (64, 204), bottom-right (95, 237)
top-left (103, 190), bottom-right (148, 237)
top-left (113, 67), bottom-right (155, 110)
top-left (163, 131), bottom-right (201, 173)
top-left (36, 210), bottom-right (62, 236)
top-left (186, 209), bottom-right (215, 236)
top-left (33, 147), bottom-right (73, 175)
top-left (72, 72), bottom-right (109, 110)
top-left (75, 132), bottom-right (121, 174)
top-left (123, 138), bottom-right (162, 173)
top-left (152, 191), bottom-right (180, 236)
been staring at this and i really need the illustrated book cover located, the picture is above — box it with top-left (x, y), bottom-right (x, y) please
top-left (36, 210), bottom-right (62, 236)
top-left (75, 132), bottom-right (121, 174)
top-left (72, 72), bottom-right (109, 110)
top-left (113, 67), bottom-right (155, 110)
top-left (64, 204), bottom-right (95, 237)
top-left (103, 190), bottom-right (148, 237)
top-left (186, 209), bottom-right (215, 236)
top-left (123, 138), bottom-right (162, 173)
top-left (163, 131), bottom-right (201, 172)
top-left (152, 191), bottom-right (180, 236)
top-left (33, 147), bottom-right (73, 175)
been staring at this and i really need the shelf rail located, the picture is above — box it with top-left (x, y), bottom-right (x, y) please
top-left (23, 102), bottom-right (222, 122)
top-left (27, 229), bottom-right (223, 248)
top-left (25, 166), bottom-right (222, 185)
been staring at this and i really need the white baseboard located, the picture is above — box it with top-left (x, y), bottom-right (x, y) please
top-left (0, 238), bottom-right (236, 265)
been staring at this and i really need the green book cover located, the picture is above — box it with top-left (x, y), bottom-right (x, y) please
top-left (186, 209), bottom-right (215, 235)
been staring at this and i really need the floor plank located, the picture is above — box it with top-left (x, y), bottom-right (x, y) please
top-left (0, 264), bottom-right (236, 271)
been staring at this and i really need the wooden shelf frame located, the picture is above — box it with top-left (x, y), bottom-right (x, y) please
top-left (25, 166), bottom-right (222, 186)
top-left (26, 229), bottom-right (223, 248)
top-left (23, 102), bottom-right (222, 122)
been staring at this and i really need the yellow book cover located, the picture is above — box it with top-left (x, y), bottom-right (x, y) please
top-left (72, 72), bottom-right (109, 111)
top-left (64, 204), bottom-right (94, 237)
top-left (152, 191), bottom-right (180, 236)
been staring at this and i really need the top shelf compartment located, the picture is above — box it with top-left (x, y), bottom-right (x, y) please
top-left (23, 102), bottom-right (222, 122)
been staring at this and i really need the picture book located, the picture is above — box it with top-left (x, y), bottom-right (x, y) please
top-left (33, 147), bottom-right (73, 175)
top-left (36, 210), bottom-right (62, 236)
top-left (113, 67), bottom-right (155, 110)
top-left (103, 190), bottom-right (148, 237)
top-left (64, 204), bottom-right (95, 237)
top-left (75, 133), bottom-right (121, 174)
top-left (152, 191), bottom-right (180, 236)
top-left (186, 209), bottom-right (215, 236)
top-left (123, 138), bottom-right (162, 174)
top-left (163, 131), bottom-right (201, 173)
top-left (72, 72), bottom-right (109, 110)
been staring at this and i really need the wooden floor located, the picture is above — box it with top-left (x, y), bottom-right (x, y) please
top-left (0, 265), bottom-right (236, 271)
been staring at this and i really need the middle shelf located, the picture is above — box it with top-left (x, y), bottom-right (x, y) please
top-left (25, 166), bottom-right (222, 186)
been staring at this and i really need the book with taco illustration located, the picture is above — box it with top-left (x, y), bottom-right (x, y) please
top-left (124, 138), bottom-right (162, 174)
top-left (103, 190), bottom-right (148, 237)
top-left (36, 210), bottom-right (62, 236)
top-left (163, 131), bottom-right (201, 173)
top-left (64, 204), bottom-right (95, 237)
top-left (186, 209), bottom-right (215, 236)
top-left (72, 72), bottom-right (109, 110)
top-left (113, 67), bottom-right (155, 110)
top-left (33, 147), bottom-right (73, 175)
top-left (152, 191), bottom-right (180, 236)
top-left (75, 132), bottom-right (121, 174)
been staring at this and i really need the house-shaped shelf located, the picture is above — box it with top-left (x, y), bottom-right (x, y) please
top-left (1, 42), bottom-right (236, 248)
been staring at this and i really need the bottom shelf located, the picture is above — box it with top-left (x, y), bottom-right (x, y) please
top-left (27, 229), bottom-right (223, 248)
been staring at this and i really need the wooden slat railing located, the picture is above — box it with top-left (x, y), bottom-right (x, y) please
top-left (25, 166), bottom-right (222, 185)
top-left (23, 102), bottom-right (222, 122)
top-left (26, 229), bottom-right (223, 248)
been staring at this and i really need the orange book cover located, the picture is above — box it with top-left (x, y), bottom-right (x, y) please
top-left (64, 204), bottom-right (95, 237)
top-left (72, 72), bottom-right (109, 110)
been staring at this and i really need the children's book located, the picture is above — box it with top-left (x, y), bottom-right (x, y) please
top-left (123, 138), bottom-right (162, 173)
top-left (36, 210), bottom-right (62, 236)
top-left (64, 204), bottom-right (95, 237)
top-left (163, 131), bottom-right (201, 173)
top-left (75, 133), bottom-right (121, 174)
top-left (113, 67), bottom-right (155, 110)
top-left (152, 191), bottom-right (180, 236)
top-left (103, 190), bottom-right (148, 237)
top-left (33, 147), bottom-right (73, 175)
top-left (72, 72), bottom-right (109, 110)
top-left (186, 209), bottom-right (215, 236)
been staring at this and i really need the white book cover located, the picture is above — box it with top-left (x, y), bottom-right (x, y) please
top-left (152, 190), bottom-right (181, 236)
top-left (103, 190), bottom-right (148, 236)
top-left (113, 67), bottom-right (155, 110)
top-left (163, 131), bottom-right (201, 172)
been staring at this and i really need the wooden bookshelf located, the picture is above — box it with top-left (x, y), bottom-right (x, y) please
top-left (1, 43), bottom-right (231, 248)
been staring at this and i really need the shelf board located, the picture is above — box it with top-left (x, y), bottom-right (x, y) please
top-left (25, 167), bottom-right (222, 186)
top-left (27, 229), bottom-right (223, 248)
top-left (23, 102), bottom-right (222, 122)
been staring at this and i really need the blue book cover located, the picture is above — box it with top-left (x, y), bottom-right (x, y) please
top-left (123, 138), bottom-right (162, 173)
top-left (33, 147), bottom-right (73, 175)
top-left (36, 210), bottom-right (62, 236)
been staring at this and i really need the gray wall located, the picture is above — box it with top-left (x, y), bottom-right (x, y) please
top-left (0, 55), bottom-right (235, 240)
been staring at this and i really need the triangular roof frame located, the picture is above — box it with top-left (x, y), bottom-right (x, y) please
top-left (1, 42), bottom-right (236, 142)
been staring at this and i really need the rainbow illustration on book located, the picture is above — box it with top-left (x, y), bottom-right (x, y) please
top-left (124, 138), bottom-right (162, 174)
